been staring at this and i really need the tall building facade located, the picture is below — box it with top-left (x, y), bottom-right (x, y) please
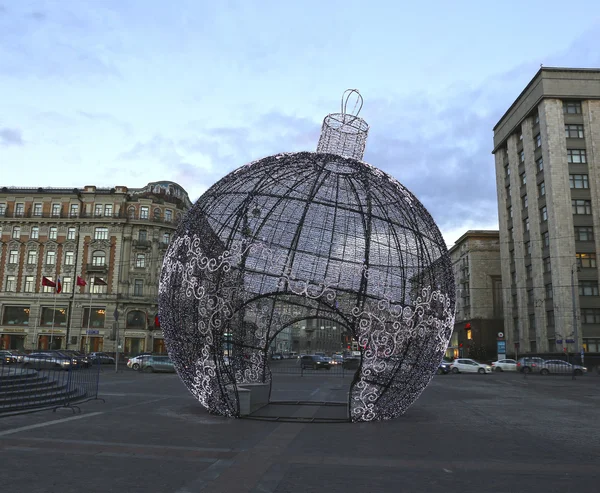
top-left (493, 67), bottom-right (600, 356)
top-left (0, 181), bottom-right (192, 355)
top-left (449, 230), bottom-right (503, 359)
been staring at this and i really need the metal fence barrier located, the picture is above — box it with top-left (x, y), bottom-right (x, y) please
top-left (0, 353), bottom-right (103, 416)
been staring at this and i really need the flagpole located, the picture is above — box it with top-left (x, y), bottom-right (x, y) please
top-left (32, 287), bottom-right (41, 351)
top-left (85, 280), bottom-right (94, 354)
top-left (50, 283), bottom-right (57, 349)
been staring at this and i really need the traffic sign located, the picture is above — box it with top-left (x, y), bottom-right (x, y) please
top-left (497, 340), bottom-right (506, 354)
top-left (497, 332), bottom-right (504, 339)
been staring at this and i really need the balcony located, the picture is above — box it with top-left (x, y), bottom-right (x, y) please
top-left (133, 239), bottom-right (152, 249)
top-left (86, 263), bottom-right (108, 273)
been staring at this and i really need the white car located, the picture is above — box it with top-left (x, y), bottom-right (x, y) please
top-left (450, 358), bottom-right (492, 374)
top-left (127, 354), bottom-right (152, 370)
top-left (491, 358), bottom-right (517, 372)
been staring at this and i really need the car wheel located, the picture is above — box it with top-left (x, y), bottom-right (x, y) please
top-left (495, 367), bottom-right (503, 372)
top-left (437, 368), bottom-right (443, 375)
top-left (540, 369), bottom-right (549, 375)
top-left (132, 363), bottom-right (140, 371)
top-left (574, 369), bottom-right (583, 376)
top-left (451, 367), bottom-right (459, 374)
top-left (144, 366), bottom-right (154, 373)
top-left (478, 368), bottom-right (485, 374)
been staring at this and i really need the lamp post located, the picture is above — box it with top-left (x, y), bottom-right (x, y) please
top-left (571, 263), bottom-right (580, 364)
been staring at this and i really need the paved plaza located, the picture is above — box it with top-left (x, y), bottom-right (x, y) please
top-left (1, 366), bottom-right (599, 493)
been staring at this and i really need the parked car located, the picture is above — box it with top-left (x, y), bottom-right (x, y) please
top-left (538, 360), bottom-right (587, 376)
top-left (438, 361), bottom-right (452, 374)
top-left (332, 354), bottom-right (344, 365)
top-left (60, 350), bottom-right (92, 368)
top-left (491, 358), bottom-right (517, 372)
top-left (1, 350), bottom-right (15, 365)
top-left (89, 352), bottom-right (116, 365)
top-left (141, 356), bottom-right (176, 373)
top-left (22, 353), bottom-right (73, 370)
top-left (450, 358), bottom-right (493, 374)
top-left (127, 354), bottom-right (152, 370)
top-left (301, 355), bottom-right (331, 370)
top-left (516, 357), bottom-right (546, 373)
top-left (271, 353), bottom-right (283, 360)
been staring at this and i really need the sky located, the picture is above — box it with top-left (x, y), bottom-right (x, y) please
top-left (1, 0), bottom-right (600, 247)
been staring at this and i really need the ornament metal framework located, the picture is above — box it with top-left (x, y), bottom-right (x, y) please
top-left (158, 90), bottom-right (455, 422)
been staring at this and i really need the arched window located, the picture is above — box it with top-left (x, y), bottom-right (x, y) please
top-left (153, 208), bottom-right (161, 220)
top-left (92, 250), bottom-right (106, 266)
top-left (126, 310), bottom-right (146, 329)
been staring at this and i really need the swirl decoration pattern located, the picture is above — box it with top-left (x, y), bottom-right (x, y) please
top-left (159, 151), bottom-right (455, 421)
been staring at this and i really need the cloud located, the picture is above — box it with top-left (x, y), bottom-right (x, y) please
top-left (28, 11), bottom-right (46, 21)
top-left (78, 111), bottom-right (132, 134)
top-left (0, 127), bottom-right (23, 146)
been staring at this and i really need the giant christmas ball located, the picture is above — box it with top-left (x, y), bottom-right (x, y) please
top-left (158, 151), bottom-right (455, 421)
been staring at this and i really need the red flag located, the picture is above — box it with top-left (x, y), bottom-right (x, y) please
top-left (93, 277), bottom-right (107, 286)
top-left (76, 276), bottom-right (87, 287)
top-left (154, 314), bottom-right (160, 328)
top-left (41, 276), bottom-right (56, 288)
top-left (56, 277), bottom-right (62, 294)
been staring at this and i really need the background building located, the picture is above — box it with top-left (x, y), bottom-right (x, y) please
top-left (449, 230), bottom-right (503, 360)
top-left (0, 181), bottom-right (192, 355)
top-left (493, 67), bottom-right (600, 359)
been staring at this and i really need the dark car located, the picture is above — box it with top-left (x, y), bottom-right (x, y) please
top-left (438, 361), bottom-right (452, 374)
top-left (301, 355), bottom-right (331, 370)
top-left (516, 357), bottom-right (546, 373)
top-left (89, 352), bottom-right (116, 365)
top-left (22, 352), bottom-right (73, 370)
top-left (342, 356), bottom-right (361, 370)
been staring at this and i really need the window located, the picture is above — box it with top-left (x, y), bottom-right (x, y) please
top-left (62, 277), bottom-right (72, 294)
top-left (136, 253), bottom-right (146, 268)
top-left (104, 204), bottom-right (113, 217)
top-left (153, 208), bottom-right (161, 220)
top-left (12, 226), bottom-right (20, 238)
top-left (538, 181), bottom-right (545, 197)
top-left (0, 203), bottom-right (5, 215)
top-left (569, 174), bottom-right (589, 189)
top-left (165, 210), bottom-right (173, 222)
top-left (94, 227), bottom-right (108, 240)
top-left (565, 124), bottom-right (584, 139)
top-left (572, 199), bottom-right (592, 215)
top-left (519, 133), bottom-right (523, 141)
top-left (33, 203), bottom-right (42, 216)
top-left (42, 276), bottom-right (54, 293)
top-left (524, 218), bottom-right (529, 231)
top-left (140, 206), bottom-right (149, 219)
top-left (525, 241), bottom-right (531, 255)
top-left (534, 113), bottom-right (539, 124)
top-left (567, 149), bottom-right (587, 164)
top-left (83, 308), bottom-right (106, 328)
top-left (576, 253), bottom-right (596, 268)
top-left (5, 276), bottom-right (16, 292)
top-left (581, 308), bottom-right (600, 324)
top-left (67, 227), bottom-right (76, 240)
top-left (92, 251), bottom-right (106, 266)
top-left (134, 279), bottom-right (144, 296)
top-left (545, 283), bottom-right (553, 299)
top-left (535, 134), bottom-right (541, 148)
top-left (579, 281), bottom-right (599, 296)
top-left (529, 314), bottom-right (536, 331)
top-left (584, 338), bottom-right (600, 352)
top-left (51, 203), bottom-right (61, 217)
top-left (546, 310), bottom-right (554, 326)
top-left (70, 204), bottom-right (79, 217)
top-left (15, 203), bottom-right (24, 216)
top-left (522, 196), bottom-right (528, 209)
top-left (527, 289), bottom-right (534, 305)
top-left (31, 226), bottom-right (39, 239)
top-left (575, 226), bottom-right (593, 241)
top-left (519, 151), bottom-right (525, 163)
top-left (536, 157), bottom-right (543, 172)
top-left (40, 307), bottom-right (67, 326)
top-left (520, 173), bottom-right (526, 185)
top-left (27, 250), bottom-right (37, 265)
top-left (1, 306), bottom-right (30, 325)
top-left (563, 101), bottom-right (582, 114)
top-left (126, 310), bottom-right (146, 328)
top-left (505, 165), bottom-right (510, 178)
top-left (526, 264), bottom-right (532, 279)
top-left (46, 251), bottom-right (56, 265)
top-left (8, 250), bottom-right (18, 264)
top-left (65, 251), bottom-right (75, 265)
top-left (138, 230), bottom-right (147, 242)
top-left (508, 206), bottom-right (513, 218)
top-left (542, 231), bottom-right (549, 247)
top-left (540, 206), bottom-right (547, 222)
top-left (128, 207), bottom-right (136, 219)
top-left (49, 227), bottom-right (57, 240)
top-left (543, 257), bottom-right (551, 273)
top-left (92, 278), bottom-right (108, 294)
top-left (162, 233), bottom-right (170, 244)
top-left (24, 276), bottom-right (35, 293)
top-left (94, 204), bottom-right (103, 217)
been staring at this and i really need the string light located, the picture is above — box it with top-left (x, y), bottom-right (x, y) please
top-left (159, 91), bottom-right (455, 421)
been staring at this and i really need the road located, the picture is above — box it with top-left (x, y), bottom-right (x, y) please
top-left (0, 367), bottom-right (599, 492)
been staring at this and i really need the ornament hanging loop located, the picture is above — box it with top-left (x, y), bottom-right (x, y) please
top-left (341, 89), bottom-right (363, 121)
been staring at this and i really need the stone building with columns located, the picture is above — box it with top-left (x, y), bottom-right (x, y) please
top-left (0, 181), bottom-right (192, 355)
top-left (493, 67), bottom-right (600, 357)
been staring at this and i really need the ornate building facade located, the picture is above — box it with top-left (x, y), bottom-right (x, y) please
top-left (0, 181), bottom-right (192, 355)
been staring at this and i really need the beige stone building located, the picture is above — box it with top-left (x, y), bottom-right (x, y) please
top-left (0, 181), bottom-right (192, 355)
top-left (448, 230), bottom-right (503, 359)
top-left (493, 67), bottom-right (600, 357)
